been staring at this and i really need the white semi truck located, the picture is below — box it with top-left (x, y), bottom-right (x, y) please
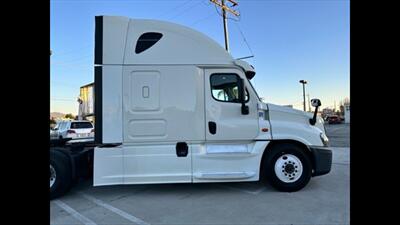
top-left (50, 16), bottom-right (332, 199)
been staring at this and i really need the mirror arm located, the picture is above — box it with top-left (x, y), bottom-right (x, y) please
top-left (309, 105), bottom-right (319, 125)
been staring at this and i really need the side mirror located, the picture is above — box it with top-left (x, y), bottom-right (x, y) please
top-left (238, 78), bottom-right (249, 115)
top-left (309, 98), bottom-right (321, 125)
top-left (311, 99), bottom-right (321, 107)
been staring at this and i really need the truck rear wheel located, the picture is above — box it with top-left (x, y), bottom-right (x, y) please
top-left (50, 150), bottom-right (72, 199)
top-left (263, 143), bottom-right (312, 192)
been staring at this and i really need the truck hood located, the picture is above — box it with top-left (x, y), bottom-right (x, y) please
top-left (265, 103), bottom-right (326, 146)
top-left (267, 103), bottom-right (310, 117)
top-left (266, 103), bottom-right (325, 131)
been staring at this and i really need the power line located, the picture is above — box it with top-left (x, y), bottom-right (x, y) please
top-left (213, 2), bottom-right (240, 21)
top-left (234, 22), bottom-right (254, 56)
top-left (167, 0), bottom-right (204, 20)
top-left (158, 0), bottom-right (195, 18)
top-left (211, 0), bottom-right (240, 21)
top-left (190, 11), bottom-right (215, 26)
top-left (202, 0), bottom-right (211, 6)
top-left (209, 0), bottom-right (240, 52)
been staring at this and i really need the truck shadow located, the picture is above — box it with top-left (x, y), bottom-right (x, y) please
top-left (66, 177), bottom-right (322, 200)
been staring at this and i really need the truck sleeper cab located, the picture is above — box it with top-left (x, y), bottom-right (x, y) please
top-left (93, 15), bottom-right (332, 190)
top-left (49, 16), bottom-right (332, 199)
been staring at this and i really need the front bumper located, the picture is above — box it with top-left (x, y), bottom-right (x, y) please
top-left (309, 146), bottom-right (332, 176)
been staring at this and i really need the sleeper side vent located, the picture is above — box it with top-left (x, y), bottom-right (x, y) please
top-left (135, 32), bottom-right (163, 54)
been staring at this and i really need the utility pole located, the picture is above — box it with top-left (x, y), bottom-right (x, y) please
top-left (222, 0), bottom-right (229, 51)
top-left (210, 0), bottom-right (239, 52)
top-left (307, 94), bottom-right (311, 112)
top-left (299, 80), bottom-right (307, 112)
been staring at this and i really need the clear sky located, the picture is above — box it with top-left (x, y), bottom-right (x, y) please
top-left (51, 0), bottom-right (349, 115)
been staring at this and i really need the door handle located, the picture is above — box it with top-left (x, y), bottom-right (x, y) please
top-left (208, 121), bottom-right (216, 135)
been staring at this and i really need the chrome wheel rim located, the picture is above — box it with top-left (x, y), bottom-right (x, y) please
top-left (274, 154), bottom-right (303, 183)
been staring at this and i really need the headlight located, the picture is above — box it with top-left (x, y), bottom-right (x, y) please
top-left (320, 132), bottom-right (329, 147)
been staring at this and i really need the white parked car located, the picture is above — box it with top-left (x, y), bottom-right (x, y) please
top-left (51, 120), bottom-right (94, 140)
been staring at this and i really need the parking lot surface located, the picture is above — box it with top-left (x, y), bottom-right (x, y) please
top-left (51, 125), bottom-right (350, 225)
top-left (325, 123), bottom-right (350, 147)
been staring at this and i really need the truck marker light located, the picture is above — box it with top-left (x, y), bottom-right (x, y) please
top-left (261, 128), bottom-right (269, 132)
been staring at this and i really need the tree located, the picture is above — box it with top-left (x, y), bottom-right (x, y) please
top-left (64, 113), bottom-right (75, 119)
top-left (50, 117), bottom-right (56, 129)
top-left (217, 90), bottom-right (227, 100)
top-left (339, 105), bottom-right (345, 114)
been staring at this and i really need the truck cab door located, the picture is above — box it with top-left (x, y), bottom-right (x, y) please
top-left (191, 68), bottom-right (262, 182)
top-left (204, 68), bottom-right (259, 140)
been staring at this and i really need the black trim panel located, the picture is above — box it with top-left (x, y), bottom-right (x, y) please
top-left (98, 143), bottom-right (122, 148)
top-left (310, 146), bottom-right (332, 176)
top-left (245, 71), bottom-right (256, 80)
top-left (176, 142), bottom-right (188, 157)
top-left (94, 16), bottom-right (103, 65)
top-left (208, 121), bottom-right (217, 135)
top-left (94, 66), bottom-right (103, 144)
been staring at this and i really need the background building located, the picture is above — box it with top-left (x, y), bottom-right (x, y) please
top-left (344, 103), bottom-right (350, 123)
top-left (78, 83), bottom-right (95, 123)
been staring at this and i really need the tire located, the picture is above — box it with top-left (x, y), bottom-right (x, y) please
top-left (262, 143), bottom-right (312, 192)
top-left (50, 150), bottom-right (72, 199)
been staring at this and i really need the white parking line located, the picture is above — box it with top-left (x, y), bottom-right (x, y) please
top-left (79, 192), bottom-right (151, 225)
top-left (53, 200), bottom-right (97, 225)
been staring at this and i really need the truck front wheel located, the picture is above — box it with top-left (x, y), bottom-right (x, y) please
top-left (50, 151), bottom-right (72, 199)
top-left (263, 143), bottom-right (312, 192)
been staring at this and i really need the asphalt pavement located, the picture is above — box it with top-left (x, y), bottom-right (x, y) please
top-left (51, 123), bottom-right (350, 225)
top-left (325, 123), bottom-right (350, 147)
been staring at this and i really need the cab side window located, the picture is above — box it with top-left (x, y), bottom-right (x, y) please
top-left (210, 74), bottom-right (248, 103)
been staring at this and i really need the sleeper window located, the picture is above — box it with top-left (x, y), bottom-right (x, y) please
top-left (210, 74), bottom-right (248, 103)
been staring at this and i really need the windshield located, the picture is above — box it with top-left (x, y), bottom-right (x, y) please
top-left (71, 122), bottom-right (93, 129)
